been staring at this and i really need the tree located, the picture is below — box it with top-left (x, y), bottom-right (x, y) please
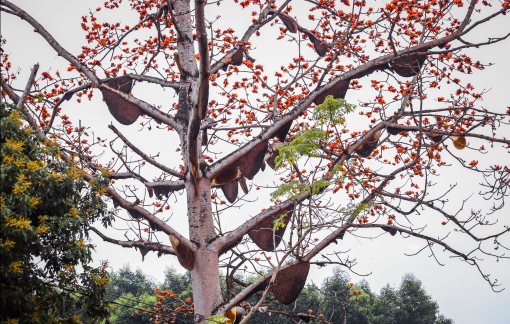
top-left (105, 265), bottom-right (454, 323)
top-left (369, 274), bottom-right (453, 324)
top-left (1, 0), bottom-right (509, 323)
top-left (0, 103), bottom-right (112, 323)
top-left (105, 266), bottom-right (193, 324)
top-left (108, 264), bottom-right (157, 297)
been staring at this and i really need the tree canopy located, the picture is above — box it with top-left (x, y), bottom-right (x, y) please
top-left (1, 0), bottom-right (509, 323)
top-left (105, 265), bottom-right (453, 324)
top-left (0, 103), bottom-right (113, 323)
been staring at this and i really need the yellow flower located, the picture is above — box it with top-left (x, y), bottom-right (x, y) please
top-left (70, 314), bottom-right (83, 324)
top-left (68, 167), bottom-right (87, 180)
top-left (32, 312), bottom-right (40, 322)
top-left (3, 238), bottom-right (16, 250)
top-left (2, 154), bottom-right (15, 165)
top-left (101, 167), bottom-right (113, 177)
top-left (0, 196), bottom-right (5, 209)
top-left (26, 160), bottom-right (42, 171)
top-left (91, 274), bottom-right (109, 287)
top-left (8, 111), bottom-right (24, 126)
top-left (2, 154), bottom-right (26, 167)
top-left (36, 224), bottom-right (49, 235)
top-left (36, 216), bottom-right (49, 234)
top-left (15, 157), bottom-right (26, 167)
top-left (5, 215), bottom-right (32, 230)
top-left (50, 170), bottom-right (65, 181)
top-left (96, 186), bottom-right (107, 197)
top-left (28, 197), bottom-right (41, 208)
top-left (13, 174), bottom-right (31, 195)
top-left (76, 238), bottom-right (87, 249)
top-left (70, 206), bottom-right (79, 218)
top-left (4, 138), bottom-right (25, 152)
top-left (6, 317), bottom-right (19, 324)
top-left (9, 261), bottom-right (23, 273)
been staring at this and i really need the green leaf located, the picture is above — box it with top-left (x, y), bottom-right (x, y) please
top-left (274, 128), bottom-right (328, 170)
top-left (207, 314), bottom-right (230, 323)
top-left (273, 213), bottom-right (288, 230)
top-left (271, 180), bottom-right (310, 200)
top-left (313, 95), bottom-right (356, 126)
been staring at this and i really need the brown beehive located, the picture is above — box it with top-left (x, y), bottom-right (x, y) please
top-left (231, 47), bottom-right (244, 66)
top-left (387, 125), bottom-right (405, 135)
top-left (106, 75), bottom-right (133, 93)
top-left (222, 48), bottom-right (244, 71)
top-left (266, 262), bottom-right (310, 305)
top-left (302, 30), bottom-right (328, 57)
top-left (127, 208), bottom-right (143, 219)
top-left (151, 184), bottom-right (175, 199)
top-left (278, 13), bottom-right (299, 33)
top-left (239, 176), bottom-right (249, 195)
top-left (424, 131), bottom-right (444, 143)
top-left (355, 130), bottom-right (381, 158)
top-left (221, 179), bottom-right (239, 204)
top-left (274, 120), bottom-right (293, 143)
top-left (138, 245), bottom-right (150, 261)
top-left (451, 136), bottom-right (466, 150)
top-left (169, 235), bottom-right (195, 270)
top-left (100, 87), bottom-right (141, 125)
top-left (391, 54), bottom-right (427, 77)
top-left (353, 63), bottom-right (391, 79)
top-left (248, 206), bottom-right (294, 251)
top-left (213, 165), bottom-right (239, 186)
top-left (265, 147), bottom-right (280, 170)
top-left (313, 79), bottom-right (350, 105)
top-left (238, 140), bottom-right (269, 180)
top-left (381, 226), bottom-right (398, 236)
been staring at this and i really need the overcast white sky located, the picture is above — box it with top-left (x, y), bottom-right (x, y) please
top-left (2, 1), bottom-right (510, 323)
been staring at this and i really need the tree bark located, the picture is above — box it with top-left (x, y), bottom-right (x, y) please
top-left (187, 178), bottom-right (223, 323)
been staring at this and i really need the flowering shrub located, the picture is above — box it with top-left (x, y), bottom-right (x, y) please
top-left (0, 103), bottom-right (114, 323)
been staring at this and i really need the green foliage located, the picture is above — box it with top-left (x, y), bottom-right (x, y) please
top-left (107, 264), bottom-right (156, 298)
top-left (103, 264), bottom-right (453, 324)
top-left (207, 314), bottom-right (229, 324)
top-left (271, 180), bottom-right (308, 200)
top-left (312, 270), bottom-right (453, 324)
top-left (339, 202), bottom-right (371, 219)
top-left (106, 266), bottom-right (193, 324)
top-left (0, 103), bottom-right (114, 323)
top-left (108, 292), bottom-right (157, 324)
top-left (274, 128), bottom-right (328, 170)
top-left (271, 179), bottom-right (330, 201)
top-left (272, 213), bottom-right (288, 230)
top-left (271, 96), bottom-right (356, 201)
top-left (313, 95), bottom-right (356, 126)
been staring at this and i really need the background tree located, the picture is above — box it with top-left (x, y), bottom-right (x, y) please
top-left (1, 0), bottom-right (509, 323)
top-left (0, 103), bottom-right (112, 323)
top-left (106, 265), bottom-right (453, 323)
top-left (105, 266), bottom-right (193, 324)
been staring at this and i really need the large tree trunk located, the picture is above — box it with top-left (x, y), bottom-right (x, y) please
top-left (187, 179), bottom-right (223, 323)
